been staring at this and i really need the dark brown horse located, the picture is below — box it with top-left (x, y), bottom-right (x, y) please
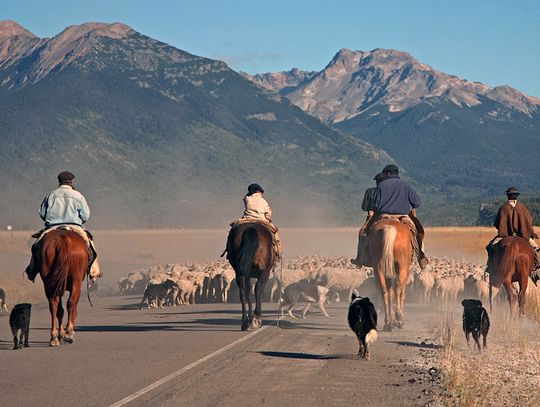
top-left (368, 218), bottom-right (413, 331)
top-left (227, 222), bottom-right (275, 331)
top-left (37, 229), bottom-right (88, 346)
top-left (489, 236), bottom-right (534, 316)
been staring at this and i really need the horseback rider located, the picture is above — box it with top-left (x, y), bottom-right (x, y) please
top-left (241, 183), bottom-right (282, 258)
top-left (350, 172), bottom-right (386, 267)
top-left (486, 186), bottom-right (540, 272)
top-left (25, 171), bottom-right (102, 282)
top-left (353, 165), bottom-right (428, 269)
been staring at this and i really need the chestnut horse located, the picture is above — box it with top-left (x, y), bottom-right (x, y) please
top-left (37, 229), bottom-right (87, 346)
top-left (489, 236), bottom-right (534, 316)
top-left (368, 218), bottom-right (413, 331)
top-left (227, 223), bottom-right (275, 331)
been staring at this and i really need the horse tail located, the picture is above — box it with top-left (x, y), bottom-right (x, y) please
top-left (47, 236), bottom-right (71, 297)
top-left (381, 225), bottom-right (397, 279)
top-left (493, 240), bottom-right (518, 288)
top-left (237, 228), bottom-right (259, 278)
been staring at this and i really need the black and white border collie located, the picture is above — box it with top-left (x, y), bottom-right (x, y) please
top-left (348, 293), bottom-right (378, 360)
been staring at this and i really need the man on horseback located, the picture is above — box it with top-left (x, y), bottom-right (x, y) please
top-left (240, 183), bottom-right (282, 258)
top-left (352, 165), bottom-right (428, 269)
top-left (486, 187), bottom-right (540, 273)
top-left (25, 171), bottom-right (102, 282)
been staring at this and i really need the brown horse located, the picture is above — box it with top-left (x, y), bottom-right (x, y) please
top-left (489, 236), bottom-right (533, 316)
top-left (227, 222), bottom-right (275, 331)
top-left (37, 229), bottom-right (88, 346)
top-left (368, 218), bottom-right (413, 331)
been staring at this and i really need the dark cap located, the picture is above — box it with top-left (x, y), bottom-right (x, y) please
top-left (505, 186), bottom-right (520, 196)
top-left (247, 183), bottom-right (264, 195)
top-left (373, 172), bottom-right (386, 183)
top-left (57, 171), bottom-right (75, 184)
top-left (382, 164), bottom-right (399, 174)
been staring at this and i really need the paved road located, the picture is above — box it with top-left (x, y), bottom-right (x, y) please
top-left (0, 296), bottom-right (443, 407)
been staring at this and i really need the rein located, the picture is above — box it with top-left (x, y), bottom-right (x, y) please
top-left (86, 273), bottom-right (94, 308)
top-left (276, 256), bottom-right (283, 328)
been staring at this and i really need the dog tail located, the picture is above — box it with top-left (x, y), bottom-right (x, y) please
top-left (366, 329), bottom-right (378, 344)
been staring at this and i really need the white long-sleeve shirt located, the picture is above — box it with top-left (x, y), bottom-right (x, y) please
top-left (242, 193), bottom-right (272, 221)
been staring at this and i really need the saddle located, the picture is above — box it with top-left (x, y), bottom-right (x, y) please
top-left (30, 225), bottom-right (97, 271)
top-left (370, 214), bottom-right (419, 257)
top-left (222, 218), bottom-right (281, 261)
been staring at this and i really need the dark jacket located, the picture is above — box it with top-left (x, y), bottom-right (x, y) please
top-left (494, 201), bottom-right (535, 239)
top-left (361, 187), bottom-right (376, 212)
top-left (372, 175), bottom-right (421, 215)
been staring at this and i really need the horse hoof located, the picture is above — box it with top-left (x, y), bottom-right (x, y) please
top-left (241, 321), bottom-right (250, 331)
top-left (50, 339), bottom-right (60, 347)
top-left (63, 333), bottom-right (74, 344)
top-left (383, 324), bottom-right (392, 332)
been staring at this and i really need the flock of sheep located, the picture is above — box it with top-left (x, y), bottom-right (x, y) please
top-left (113, 255), bottom-right (540, 312)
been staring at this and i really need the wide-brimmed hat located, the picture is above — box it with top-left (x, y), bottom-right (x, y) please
top-left (57, 171), bottom-right (75, 184)
top-left (505, 186), bottom-right (520, 196)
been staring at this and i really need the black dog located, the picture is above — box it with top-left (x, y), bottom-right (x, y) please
top-left (348, 293), bottom-right (378, 360)
top-left (9, 303), bottom-right (32, 350)
top-left (461, 299), bottom-right (490, 352)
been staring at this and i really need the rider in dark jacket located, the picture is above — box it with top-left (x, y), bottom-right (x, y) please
top-left (352, 165), bottom-right (428, 269)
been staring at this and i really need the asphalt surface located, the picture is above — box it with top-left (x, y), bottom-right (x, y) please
top-left (0, 296), bottom-right (443, 407)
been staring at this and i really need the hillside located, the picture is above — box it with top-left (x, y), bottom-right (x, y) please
top-left (0, 21), bottom-right (393, 229)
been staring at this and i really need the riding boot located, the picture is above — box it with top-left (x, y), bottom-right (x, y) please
top-left (88, 241), bottom-right (102, 281)
top-left (25, 243), bottom-right (39, 282)
top-left (485, 243), bottom-right (494, 273)
top-left (417, 239), bottom-right (428, 270)
top-left (351, 233), bottom-right (369, 267)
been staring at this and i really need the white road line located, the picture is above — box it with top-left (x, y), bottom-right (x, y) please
top-left (108, 324), bottom-right (271, 407)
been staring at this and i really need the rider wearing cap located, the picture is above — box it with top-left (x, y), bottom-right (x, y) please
top-left (241, 183), bottom-right (282, 258)
top-left (487, 186), bottom-right (540, 271)
top-left (25, 171), bottom-right (102, 282)
top-left (366, 164), bottom-right (428, 269)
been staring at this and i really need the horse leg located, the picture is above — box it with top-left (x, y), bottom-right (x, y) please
top-left (236, 276), bottom-right (249, 331)
top-left (388, 282), bottom-right (395, 328)
top-left (251, 276), bottom-right (267, 330)
top-left (65, 288), bottom-right (81, 343)
top-left (48, 297), bottom-right (61, 347)
top-left (377, 271), bottom-right (392, 331)
top-left (503, 280), bottom-right (515, 316)
top-left (517, 272), bottom-right (528, 317)
top-left (57, 300), bottom-right (65, 341)
top-left (395, 281), bottom-right (406, 328)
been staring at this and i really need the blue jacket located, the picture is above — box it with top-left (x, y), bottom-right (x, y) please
top-left (39, 185), bottom-right (90, 227)
top-left (372, 175), bottom-right (421, 215)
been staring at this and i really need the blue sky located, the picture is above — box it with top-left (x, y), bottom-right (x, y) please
top-left (3, 0), bottom-right (540, 97)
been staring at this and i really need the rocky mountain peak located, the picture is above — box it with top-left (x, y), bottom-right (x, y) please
top-left (0, 20), bottom-right (36, 38)
top-left (54, 22), bottom-right (133, 43)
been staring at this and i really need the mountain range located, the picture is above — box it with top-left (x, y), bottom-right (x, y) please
top-left (243, 48), bottom-right (540, 217)
top-left (0, 21), bottom-right (391, 229)
top-left (1, 20), bottom-right (538, 228)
